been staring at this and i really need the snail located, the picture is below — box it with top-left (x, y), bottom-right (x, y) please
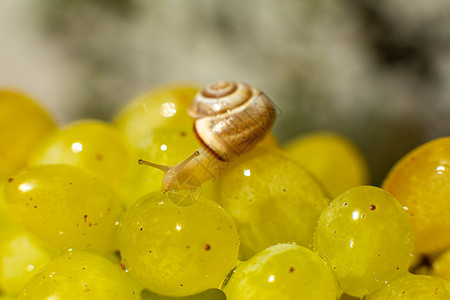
top-left (138, 80), bottom-right (276, 192)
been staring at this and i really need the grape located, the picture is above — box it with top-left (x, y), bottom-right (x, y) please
top-left (432, 248), bottom-right (450, 281)
top-left (218, 145), bottom-right (330, 260)
top-left (285, 131), bottom-right (369, 198)
top-left (123, 126), bottom-right (201, 207)
top-left (0, 90), bottom-right (56, 179)
top-left (0, 181), bottom-right (53, 296)
top-left (313, 185), bottom-right (414, 298)
top-left (28, 119), bottom-right (133, 199)
top-left (141, 288), bottom-right (226, 300)
top-left (382, 137), bottom-right (450, 254)
top-left (18, 250), bottom-right (142, 299)
top-left (5, 164), bottom-right (123, 255)
top-left (118, 191), bottom-right (239, 297)
top-left (114, 84), bottom-right (199, 147)
top-left (114, 85), bottom-right (202, 206)
top-left (365, 272), bottom-right (450, 300)
top-left (223, 243), bottom-right (341, 300)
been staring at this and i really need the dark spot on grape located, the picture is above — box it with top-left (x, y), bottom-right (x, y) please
top-left (361, 214), bottom-right (366, 218)
top-left (378, 254), bottom-right (381, 257)
top-left (333, 266), bottom-right (336, 269)
top-left (120, 262), bottom-right (126, 270)
top-left (180, 284), bottom-right (183, 286)
top-left (402, 291), bottom-right (405, 294)
top-left (8, 178), bottom-right (13, 182)
top-left (140, 227), bottom-right (143, 231)
top-left (82, 267), bottom-right (86, 270)
top-left (248, 199), bottom-right (252, 202)
top-left (397, 267), bottom-right (399, 270)
top-left (34, 205), bottom-right (38, 208)
top-left (283, 188), bottom-right (286, 192)
top-left (344, 203), bottom-right (348, 206)
top-left (96, 153), bottom-right (103, 161)
top-left (29, 197), bottom-right (33, 201)
top-left (180, 131), bottom-right (186, 137)
top-left (186, 245), bottom-right (190, 249)
top-left (149, 250), bottom-right (152, 253)
top-left (369, 204), bottom-right (376, 210)
top-left (289, 267), bottom-right (294, 272)
top-left (334, 230), bottom-right (337, 233)
top-left (217, 227), bottom-right (221, 230)
top-left (205, 244), bottom-right (211, 251)
top-left (84, 215), bottom-right (88, 223)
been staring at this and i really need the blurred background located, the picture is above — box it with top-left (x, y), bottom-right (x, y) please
top-left (1, 0), bottom-right (449, 186)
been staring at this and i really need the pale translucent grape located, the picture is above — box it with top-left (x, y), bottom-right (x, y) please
top-left (383, 137), bottom-right (450, 254)
top-left (0, 90), bottom-right (56, 179)
top-left (313, 185), bottom-right (414, 298)
top-left (223, 244), bottom-right (341, 300)
top-left (5, 164), bottom-right (123, 255)
top-left (0, 181), bottom-right (53, 296)
top-left (285, 131), bottom-right (369, 198)
top-left (218, 145), bottom-right (330, 260)
top-left (29, 119), bottom-right (133, 199)
top-left (365, 273), bottom-right (450, 300)
top-left (119, 191), bottom-right (239, 297)
top-left (19, 250), bottom-right (142, 299)
top-left (114, 85), bottom-right (202, 206)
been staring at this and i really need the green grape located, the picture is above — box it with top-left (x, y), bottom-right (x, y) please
top-left (28, 119), bottom-right (133, 199)
top-left (218, 145), bottom-right (330, 260)
top-left (118, 191), bottom-right (239, 297)
top-left (0, 90), bottom-right (56, 179)
top-left (19, 250), bottom-right (142, 299)
top-left (114, 84), bottom-right (199, 147)
top-left (383, 137), bottom-right (450, 254)
top-left (313, 186), bottom-right (414, 298)
top-left (5, 164), bottom-right (123, 255)
top-left (141, 288), bottom-right (226, 300)
top-left (114, 85), bottom-right (202, 206)
top-left (223, 243), bottom-right (341, 300)
top-left (432, 248), bottom-right (450, 281)
top-left (285, 131), bottom-right (369, 198)
top-left (123, 126), bottom-right (201, 207)
top-left (365, 273), bottom-right (450, 300)
top-left (0, 181), bottom-right (53, 296)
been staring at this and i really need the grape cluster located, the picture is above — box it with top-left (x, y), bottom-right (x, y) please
top-left (0, 86), bottom-right (449, 299)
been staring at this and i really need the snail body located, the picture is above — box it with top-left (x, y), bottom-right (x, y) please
top-left (139, 80), bottom-right (276, 192)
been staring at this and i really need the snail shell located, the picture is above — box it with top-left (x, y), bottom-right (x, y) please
top-left (189, 81), bottom-right (276, 161)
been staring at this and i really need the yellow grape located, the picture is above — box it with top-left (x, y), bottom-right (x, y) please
top-left (285, 131), bottom-right (369, 198)
top-left (218, 145), bottom-right (330, 260)
top-left (29, 119), bottom-right (133, 199)
top-left (313, 186), bottom-right (414, 298)
top-left (365, 272), bottom-right (450, 300)
top-left (5, 164), bottom-right (123, 255)
top-left (383, 137), bottom-right (450, 254)
top-left (0, 90), bottom-right (56, 179)
top-left (0, 181), bottom-right (53, 296)
top-left (119, 191), bottom-right (239, 297)
top-left (432, 248), bottom-right (450, 281)
top-left (114, 85), bottom-right (202, 206)
top-left (19, 250), bottom-right (142, 299)
top-left (223, 244), bottom-right (341, 300)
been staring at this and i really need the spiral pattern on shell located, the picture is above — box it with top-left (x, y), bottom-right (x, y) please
top-left (189, 81), bottom-right (276, 161)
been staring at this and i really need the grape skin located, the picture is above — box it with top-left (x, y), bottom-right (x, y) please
top-left (313, 185), bottom-right (414, 298)
top-left (28, 119), bottom-right (133, 200)
top-left (365, 272), bottom-right (450, 300)
top-left (119, 191), bottom-right (239, 297)
top-left (5, 164), bottom-right (123, 255)
top-left (285, 131), bottom-right (369, 198)
top-left (383, 137), bottom-right (450, 254)
top-left (223, 243), bottom-right (341, 300)
top-left (218, 145), bottom-right (330, 260)
top-left (18, 250), bottom-right (142, 299)
top-left (0, 90), bottom-right (56, 179)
